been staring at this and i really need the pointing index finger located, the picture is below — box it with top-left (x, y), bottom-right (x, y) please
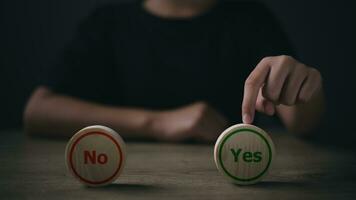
top-left (242, 58), bottom-right (272, 124)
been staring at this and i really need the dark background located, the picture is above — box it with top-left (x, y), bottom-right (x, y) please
top-left (0, 0), bottom-right (355, 140)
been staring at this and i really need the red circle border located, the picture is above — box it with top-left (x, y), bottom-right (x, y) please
top-left (68, 131), bottom-right (123, 185)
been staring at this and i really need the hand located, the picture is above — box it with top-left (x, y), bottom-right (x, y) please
top-left (242, 55), bottom-right (323, 124)
top-left (151, 102), bottom-right (228, 142)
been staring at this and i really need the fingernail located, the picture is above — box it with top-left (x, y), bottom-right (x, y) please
top-left (243, 114), bottom-right (252, 124)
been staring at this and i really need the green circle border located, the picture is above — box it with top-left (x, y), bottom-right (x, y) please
top-left (218, 128), bottom-right (272, 182)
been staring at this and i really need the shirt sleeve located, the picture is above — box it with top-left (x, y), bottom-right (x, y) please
top-left (41, 6), bottom-right (118, 104)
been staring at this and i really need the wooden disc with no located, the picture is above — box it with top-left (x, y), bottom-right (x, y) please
top-left (214, 124), bottom-right (275, 185)
top-left (65, 125), bottom-right (126, 187)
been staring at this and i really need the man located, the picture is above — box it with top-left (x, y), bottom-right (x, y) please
top-left (23, 0), bottom-right (324, 142)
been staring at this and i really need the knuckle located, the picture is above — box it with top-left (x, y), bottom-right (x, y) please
top-left (261, 56), bottom-right (272, 63)
top-left (280, 54), bottom-right (290, 61)
top-left (284, 55), bottom-right (293, 60)
top-left (296, 63), bottom-right (307, 71)
top-left (245, 77), bottom-right (258, 88)
top-left (298, 94), bottom-right (309, 104)
top-left (312, 68), bottom-right (322, 79)
top-left (195, 107), bottom-right (205, 119)
top-left (196, 102), bottom-right (210, 116)
top-left (279, 55), bottom-right (294, 64)
top-left (268, 91), bottom-right (279, 102)
top-left (195, 101), bottom-right (208, 109)
top-left (308, 68), bottom-right (323, 84)
top-left (282, 97), bottom-right (295, 106)
top-left (263, 87), bottom-right (279, 102)
top-left (308, 67), bottom-right (318, 75)
top-left (301, 65), bottom-right (310, 75)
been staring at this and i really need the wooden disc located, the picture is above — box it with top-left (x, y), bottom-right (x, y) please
top-left (65, 125), bottom-right (126, 187)
top-left (214, 124), bottom-right (275, 185)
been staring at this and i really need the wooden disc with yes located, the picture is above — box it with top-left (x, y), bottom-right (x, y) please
top-left (214, 124), bottom-right (275, 185)
top-left (65, 125), bottom-right (126, 187)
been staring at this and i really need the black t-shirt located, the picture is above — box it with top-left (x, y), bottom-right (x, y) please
top-left (43, 0), bottom-right (294, 124)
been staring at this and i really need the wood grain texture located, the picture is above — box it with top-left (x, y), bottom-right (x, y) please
top-left (0, 129), bottom-right (356, 200)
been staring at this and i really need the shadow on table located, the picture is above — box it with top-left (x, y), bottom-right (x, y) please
top-left (85, 183), bottom-right (163, 192)
top-left (242, 181), bottom-right (309, 189)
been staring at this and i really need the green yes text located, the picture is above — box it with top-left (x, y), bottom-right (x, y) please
top-left (230, 148), bottom-right (262, 163)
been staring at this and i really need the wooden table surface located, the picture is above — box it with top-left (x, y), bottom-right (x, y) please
top-left (1, 130), bottom-right (355, 200)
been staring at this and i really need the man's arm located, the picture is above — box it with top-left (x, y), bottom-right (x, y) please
top-left (24, 86), bottom-right (156, 139)
top-left (24, 86), bottom-right (228, 142)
